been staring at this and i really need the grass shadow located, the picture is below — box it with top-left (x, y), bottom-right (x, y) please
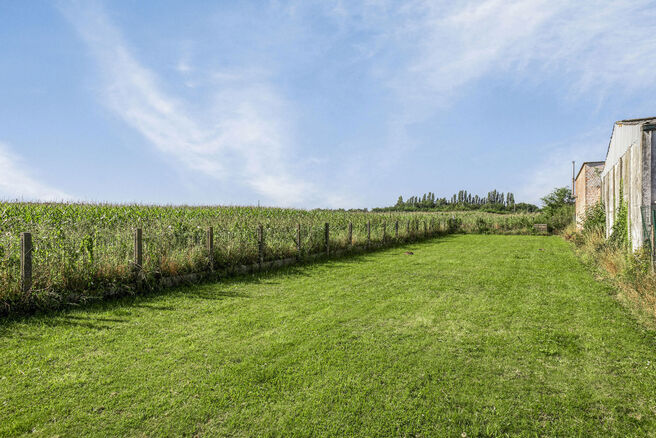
top-left (0, 234), bottom-right (460, 327)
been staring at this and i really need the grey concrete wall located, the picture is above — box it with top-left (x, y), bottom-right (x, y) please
top-left (601, 130), bottom-right (647, 250)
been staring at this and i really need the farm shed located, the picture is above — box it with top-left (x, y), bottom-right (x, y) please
top-left (575, 161), bottom-right (604, 230)
top-left (601, 117), bottom-right (656, 251)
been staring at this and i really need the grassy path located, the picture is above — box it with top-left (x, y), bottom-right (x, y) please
top-left (2, 235), bottom-right (656, 436)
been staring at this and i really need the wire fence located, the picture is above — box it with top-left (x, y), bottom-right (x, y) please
top-left (1, 219), bottom-right (450, 315)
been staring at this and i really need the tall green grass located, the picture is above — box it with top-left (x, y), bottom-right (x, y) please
top-left (0, 202), bottom-right (542, 314)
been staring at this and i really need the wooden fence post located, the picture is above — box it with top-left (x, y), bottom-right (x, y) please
top-left (649, 207), bottom-right (656, 272)
top-left (424, 221), bottom-right (427, 236)
top-left (367, 221), bottom-right (371, 246)
top-left (297, 223), bottom-right (301, 258)
top-left (134, 228), bottom-right (142, 271)
top-left (207, 227), bottom-right (214, 271)
top-left (348, 222), bottom-right (353, 247)
top-left (20, 232), bottom-right (32, 294)
top-left (407, 220), bottom-right (410, 237)
top-left (395, 221), bottom-right (399, 239)
top-left (258, 225), bottom-right (264, 265)
top-left (383, 222), bottom-right (386, 242)
top-left (325, 222), bottom-right (330, 256)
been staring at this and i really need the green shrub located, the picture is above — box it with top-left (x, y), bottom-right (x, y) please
top-left (540, 187), bottom-right (575, 233)
top-left (609, 184), bottom-right (629, 249)
top-left (474, 217), bottom-right (489, 234)
top-left (583, 201), bottom-right (606, 234)
top-left (447, 216), bottom-right (462, 233)
top-left (542, 205), bottom-right (575, 233)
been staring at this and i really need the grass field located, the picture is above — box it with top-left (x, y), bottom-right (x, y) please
top-left (2, 234), bottom-right (656, 436)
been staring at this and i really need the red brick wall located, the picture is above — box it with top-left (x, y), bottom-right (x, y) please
top-left (575, 163), bottom-right (603, 229)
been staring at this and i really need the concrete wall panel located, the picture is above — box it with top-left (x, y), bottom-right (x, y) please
top-left (630, 141), bottom-right (643, 248)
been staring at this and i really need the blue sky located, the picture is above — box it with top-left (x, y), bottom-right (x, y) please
top-left (1, 0), bottom-right (655, 208)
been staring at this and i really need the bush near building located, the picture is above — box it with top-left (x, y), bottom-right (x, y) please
top-left (569, 200), bottom-right (656, 323)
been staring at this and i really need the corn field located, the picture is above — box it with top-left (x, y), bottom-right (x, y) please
top-left (0, 202), bottom-right (543, 314)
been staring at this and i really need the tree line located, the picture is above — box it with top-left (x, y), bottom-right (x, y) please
top-left (373, 189), bottom-right (539, 213)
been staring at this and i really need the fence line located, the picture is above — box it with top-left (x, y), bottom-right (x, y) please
top-left (14, 220), bottom-right (444, 300)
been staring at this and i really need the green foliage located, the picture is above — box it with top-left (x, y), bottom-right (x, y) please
top-left (375, 189), bottom-right (538, 213)
top-left (542, 205), bottom-right (575, 233)
top-left (513, 202), bottom-right (540, 213)
top-left (447, 216), bottom-right (462, 233)
top-left (609, 184), bottom-right (629, 249)
top-left (541, 187), bottom-right (574, 215)
top-left (582, 201), bottom-right (606, 234)
top-left (475, 217), bottom-right (490, 234)
top-left (572, 204), bottom-right (656, 333)
top-left (539, 187), bottom-right (575, 232)
top-left (0, 202), bottom-right (543, 314)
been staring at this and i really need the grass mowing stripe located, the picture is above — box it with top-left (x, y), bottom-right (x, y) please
top-left (2, 234), bottom-right (656, 436)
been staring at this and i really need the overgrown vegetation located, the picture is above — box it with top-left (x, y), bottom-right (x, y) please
top-left (0, 202), bottom-right (545, 315)
top-left (609, 183), bottom-right (629, 248)
top-left (570, 197), bottom-right (656, 323)
top-left (582, 199), bottom-right (605, 234)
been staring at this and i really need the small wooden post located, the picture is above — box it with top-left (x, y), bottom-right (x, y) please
top-left (296, 223), bottom-right (301, 258)
top-left (407, 220), bottom-right (410, 237)
top-left (649, 210), bottom-right (656, 272)
top-left (382, 222), bottom-right (386, 242)
top-left (367, 221), bottom-right (371, 246)
top-left (395, 221), bottom-right (399, 239)
top-left (134, 228), bottom-right (143, 271)
top-left (258, 225), bottom-right (264, 265)
top-left (348, 222), bottom-right (353, 247)
top-left (207, 227), bottom-right (214, 271)
top-left (20, 232), bottom-right (32, 294)
top-left (424, 221), bottom-right (427, 236)
top-left (325, 222), bottom-right (330, 256)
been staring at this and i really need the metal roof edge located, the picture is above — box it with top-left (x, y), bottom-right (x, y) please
top-left (617, 116), bottom-right (656, 123)
top-left (603, 123), bottom-right (617, 165)
top-left (602, 118), bottom-right (656, 173)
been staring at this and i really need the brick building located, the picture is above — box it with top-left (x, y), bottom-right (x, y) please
top-left (575, 161), bottom-right (604, 229)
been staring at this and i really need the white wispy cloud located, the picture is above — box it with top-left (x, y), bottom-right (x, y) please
top-left (354, 0), bottom-right (656, 110)
top-left (60, 1), bottom-right (337, 207)
top-left (0, 142), bottom-right (71, 201)
top-left (313, 0), bottom-right (656, 201)
top-left (59, 0), bottom-right (656, 207)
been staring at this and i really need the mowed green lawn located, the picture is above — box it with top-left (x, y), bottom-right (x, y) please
top-left (2, 235), bottom-right (656, 437)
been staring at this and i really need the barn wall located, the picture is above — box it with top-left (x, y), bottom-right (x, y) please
top-left (601, 122), bottom-right (649, 250)
top-left (602, 123), bottom-right (643, 179)
top-left (630, 141), bottom-right (643, 246)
